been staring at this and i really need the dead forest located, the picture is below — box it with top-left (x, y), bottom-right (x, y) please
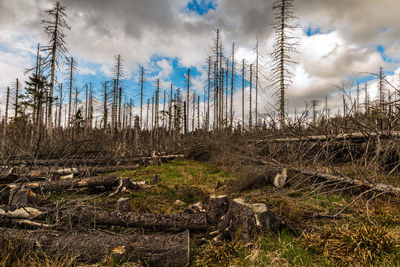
top-left (2, 0), bottom-right (400, 266)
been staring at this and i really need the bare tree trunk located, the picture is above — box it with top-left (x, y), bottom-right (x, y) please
top-left (192, 93), bottom-right (195, 131)
top-left (186, 69), bottom-right (190, 132)
top-left (5, 87), bottom-right (9, 127)
top-left (146, 98), bottom-right (150, 130)
top-left (32, 44), bottom-right (40, 134)
top-left (156, 79), bottom-right (160, 129)
top-left (242, 59), bottom-right (245, 128)
top-left (214, 29), bottom-right (220, 130)
top-left (214, 60), bottom-right (218, 130)
top-left (112, 79), bottom-right (116, 130)
top-left (129, 98), bottom-right (133, 129)
top-left (68, 57), bottom-right (73, 128)
top-left (249, 65), bottom-right (253, 129)
top-left (14, 79), bottom-right (19, 120)
top-left (225, 61), bottom-right (228, 128)
top-left (48, 2), bottom-right (60, 130)
top-left (207, 56), bottom-right (211, 131)
top-left (140, 66), bottom-right (144, 129)
top-left (163, 90), bottom-right (166, 129)
top-left (230, 43), bottom-right (234, 128)
top-left (169, 84), bottom-right (173, 133)
top-left (197, 94), bottom-right (200, 130)
top-left (365, 82), bottom-right (369, 115)
top-left (116, 55), bottom-right (122, 130)
top-left (184, 101), bottom-right (187, 135)
top-left (255, 38), bottom-right (259, 127)
top-left (58, 83), bottom-right (62, 128)
top-left (103, 82), bottom-right (108, 129)
top-left (2, 87), bottom-right (10, 150)
top-left (279, 2), bottom-right (286, 129)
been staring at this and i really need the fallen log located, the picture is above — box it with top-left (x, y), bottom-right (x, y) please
top-left (67, 209), bottom-right (207, 232)
top-left (8, 175), bottom-right (137, 193)
top-left (0, 165), bottom-right (141, 183)
top-left (256, 131), bottom-right (400, 144)
top-left (0, 228), bottom-right (190, 266)
top-left (6, 154), bottom-right (184, 167)
top-left (292, 167), bottom-right (400, 195)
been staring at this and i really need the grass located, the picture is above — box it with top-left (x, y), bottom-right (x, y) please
top-left (0, 236), bottom-right (75, 267)
top-left (13, 159), bottom-right (400, 266)
top-left (114, 159), bottom-right (233, 214)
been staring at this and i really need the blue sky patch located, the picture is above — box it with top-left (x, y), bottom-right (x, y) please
top-left (186, 0), bottom-right (216, 15)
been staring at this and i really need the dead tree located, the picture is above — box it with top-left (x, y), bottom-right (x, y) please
top-left (112, 79), bottom-right (117, 129)
top-left (58, 83), bottom-right (62, 128)
top-left (146, 98), bottom-right (150, 130)
top-left (5, 86), bottom-right (10, 126)
top-left (169, 83), bottom-right (173, 133)
top-left (365, 82), bottom-right (369, 114)
top-left (230, 43), bottom-right (235, 128)
top-left (255, 38), bottom-right (259, 127)
top-left (42, 1), bottom-right (70, 129)
top-left (249, 65), bottom-right (253, 129)
top-left (186, 69), bottom-right (190, 132)
top-left (103, 81), bottom-right (108, 129)
top-left (140, 67), bottom-right (144, 129)
top-left (14, 79), bottom-right (19, 120)
top-left (242, 59), bottom-right (245, 127)
top-left (2, 86), bottom-right (10, 150)
top-left (68, 57), bottom-right (76, 128)
top-left (114, 55), bottom-right (124, 130)
top-left (207, 56), bottom-right (211, 131)
top-left (271, 0), bottom-right (297, 129)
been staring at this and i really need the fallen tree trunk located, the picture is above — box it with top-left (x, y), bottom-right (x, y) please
top-left (67, 209), bottom-right (207, 232)
top-left (0, 227), bottom-right (190, 266)
top-left (0, 165), bottom-right (142, 184)
top-left (256, 131), bottom-right (400, 144)
top-left (292, 167), bottom-right (400, 195)
top-left (5, 175), bottom-right (138, 194)
top-left (5, 155), bottom-right (184, 167)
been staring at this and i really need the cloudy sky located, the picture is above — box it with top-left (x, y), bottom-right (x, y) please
top-left (0, 0), bottom-right (399, 122)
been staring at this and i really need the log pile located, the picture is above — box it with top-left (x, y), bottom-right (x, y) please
top-left (0, 190), bottom-right (292, 265)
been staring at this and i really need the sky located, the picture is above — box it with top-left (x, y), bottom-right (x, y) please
top-left (0, 0), bottom-right (400, 124)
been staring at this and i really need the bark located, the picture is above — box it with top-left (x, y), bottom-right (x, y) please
top-left (0, 228), bottom-right (190, 266)
top-left (6, 175), bottom-right (137, 193)
top-left (70, 208), bottom-right (207, 232)
top-left (6, 154), bottom-right (183, 167)
top-left (292, 167), bottom-right (400, 195)
top-left (257, 131), bottom-right (400, 144)
top-left (0, 165), bottom-right (142, 183)
top-left (217, 198), bottom-right (284, 241)
top-left (206, 195), bottom-right (229, 225)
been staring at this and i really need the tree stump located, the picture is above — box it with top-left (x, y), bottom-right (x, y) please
top-left (206, 195), bottom-right (229, 225)
top-left (217, 198), bottom-right (283, 241)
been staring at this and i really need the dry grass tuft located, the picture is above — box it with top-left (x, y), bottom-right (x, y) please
top-left (304, 224), bottom-right (398, 265)
top-left (0, 236), bottom-right (75, 267)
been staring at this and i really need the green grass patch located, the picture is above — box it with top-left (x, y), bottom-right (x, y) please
top-left (112, 159), bottom-right (235, 214)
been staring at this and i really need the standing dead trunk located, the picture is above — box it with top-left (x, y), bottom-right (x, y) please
top-left (230, 43), bottom-right (235, 128)
top-left (14, 78), bottom-right (19, 120)
top-left (242, 59), bottom-right (245, 127)
top-left (249, 65), bottom-right (253, 129)
top-left (68, 57), bottom-right (73, 128)
top-left (186, 69), bottom-right (190, 132)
